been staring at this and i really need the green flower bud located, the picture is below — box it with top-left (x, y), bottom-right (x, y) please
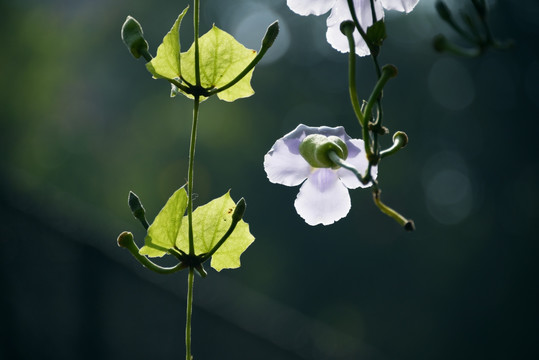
top-left (299, 134), bottom-right (348, 169)
top-left (232, 198), bottom-right (246, 223)
top-left (128, 191), bottom-right (145, 218)
top-left (262, 21), bottom-right (280, 50)
top-left (121, 16), bottom-right (149, 59)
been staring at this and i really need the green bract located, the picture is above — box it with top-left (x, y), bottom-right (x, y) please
top-left (146, 7), bottom-right (189, 81)
top-left (140, 189), bottom-right (254, 272)
top-left (177, 191), bottom-right (254, 271)
top-left (145, 7), bottom-right (258, 102)
top-left (140, 187), bottom-right (188, 257)
top-left (180, 26), bottom-right (257, 102)
top-left (299, 134), bottom-right (348, 169)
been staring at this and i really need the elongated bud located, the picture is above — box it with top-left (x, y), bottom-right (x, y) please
top-left (232, 198), bottom-right (246, 223)
top-left (128, 191), bottom-right (150, 229)
top-left (262, 21), bottom-right (280, 50)
top-left (128, 191), bottom-right (145, 217)
top-left (300, 134), bottom-right (348, 169)
top-left (121, 16), bottom-right (149, 59)
top-left (435, 1), bottom-right (452, 22)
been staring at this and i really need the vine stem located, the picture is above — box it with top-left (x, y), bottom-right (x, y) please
top-left (185, 267), bottom-right (195, 360)
top-left (185, 2), bottom-right (201, 358)
top-left (187, 96), bottom-right (200, 256)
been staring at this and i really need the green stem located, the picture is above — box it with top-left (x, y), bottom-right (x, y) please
top-left (326, 154), bottom-right (414, 230)
top-left (373, 190), bottom-right (415, 231)
top-left (380, 131), bottom-right (408, 159)
top-left (185, 267), bottom-right (195, 360)
top-left (328, 151), bottom-right (370, 185)
top-left (346, 0), bottom-right (376, 56)
top-left (187, 97), bottom-right (200, 256)
top-left (369, 0), bottom-right (377, 27)
top-left (363, 65), bottom-right (396, 126)
top-left (342, 22), bottom-right (366, 128)
top-left (194, 0), bottom-right (201, 86)
top-left (117, 232), bottom-right (186, 274)
top-left (170, 78), bottom-right (195, 95)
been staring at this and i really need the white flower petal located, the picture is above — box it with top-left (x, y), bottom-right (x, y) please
top-left (326, 0), bottom-right (384, 56)
top-left (337, 139), bottom-right (377, 189)
top-left (294, 168), bottom-right (351, 225)
top-left (381, 0), bottom-right (420, 13)
top-left (287, 0), bottom-right (336, 16)
top-left (264, 138), bottom-right (311, 187)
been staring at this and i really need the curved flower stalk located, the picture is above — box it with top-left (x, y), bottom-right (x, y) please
top-left (264, 124), bottom-right (376, 226)
top-left (287, 0), bottom-right (419, 56)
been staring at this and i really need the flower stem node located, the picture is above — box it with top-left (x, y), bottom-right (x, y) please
top-left (121, 16), bottom-right (151, 61)
top-left (340, 20), bottom-right (355, 36)
top-left (382, 64), bottom-right (398, 78)
top-left (117, 231), bottom-right (134, 248)
top-left (299, 134), bottom-right (348, 169)
top-left (393, 131), bottom-right (408, 147)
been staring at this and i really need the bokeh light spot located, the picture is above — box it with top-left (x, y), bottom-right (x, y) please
top-left (428, 58), bottom-right (475, 110)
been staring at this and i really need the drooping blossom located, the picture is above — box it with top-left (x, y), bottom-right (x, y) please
top-left (286, 0), bottom-right (420, 56)
top-left (263, 124), bottom-right (376, 226)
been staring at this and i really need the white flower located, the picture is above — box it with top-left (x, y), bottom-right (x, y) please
top-left (263, 124), bottom-right (376, 226)
top-left (287, 0), bottom-right (420, 56)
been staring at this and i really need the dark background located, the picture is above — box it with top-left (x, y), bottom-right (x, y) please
top-left (1, 0), bottom-right (538, 359)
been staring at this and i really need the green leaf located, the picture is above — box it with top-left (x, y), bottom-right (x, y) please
top-left (180, 26), bottom-right (258, 102)
top-left (176, 191), bottom-right (255, 271)
top-left (145, 7), bottom-right (189, 81)
top-left (140, 187), bottom-right (188, 257)
top-left (366, 20), bottom-right (387, 47)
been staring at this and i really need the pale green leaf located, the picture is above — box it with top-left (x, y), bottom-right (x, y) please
top-left (140, 187), bottom-right (188, 257)
top-left (145, 7), bottom-right (189, 81)
top-left (180, 26), bottom-right (258, 102)
top-left (176, 192), bottom-right (255, 271)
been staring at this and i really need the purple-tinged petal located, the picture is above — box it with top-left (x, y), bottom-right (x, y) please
top-left (294, 168), bottom-right (351, 225)
top-left (326, 0), bottom-right (384, 56)
top-left (287, 0), bottom-right (336, 16)
top-left (381, 0), bottom-right (420, 13)
top-left (337, 139), bottom-right (377, 189)
top-left (264, 138), bottom-right (311, 187)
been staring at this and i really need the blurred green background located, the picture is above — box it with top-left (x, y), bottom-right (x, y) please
top-left (1, 0), bottom-right (538, 359)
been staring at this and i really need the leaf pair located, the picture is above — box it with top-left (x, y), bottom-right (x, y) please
top-left (146, 6), bottom-right (257, 102)
top-left (140, 187), bottom-right (254, 272)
